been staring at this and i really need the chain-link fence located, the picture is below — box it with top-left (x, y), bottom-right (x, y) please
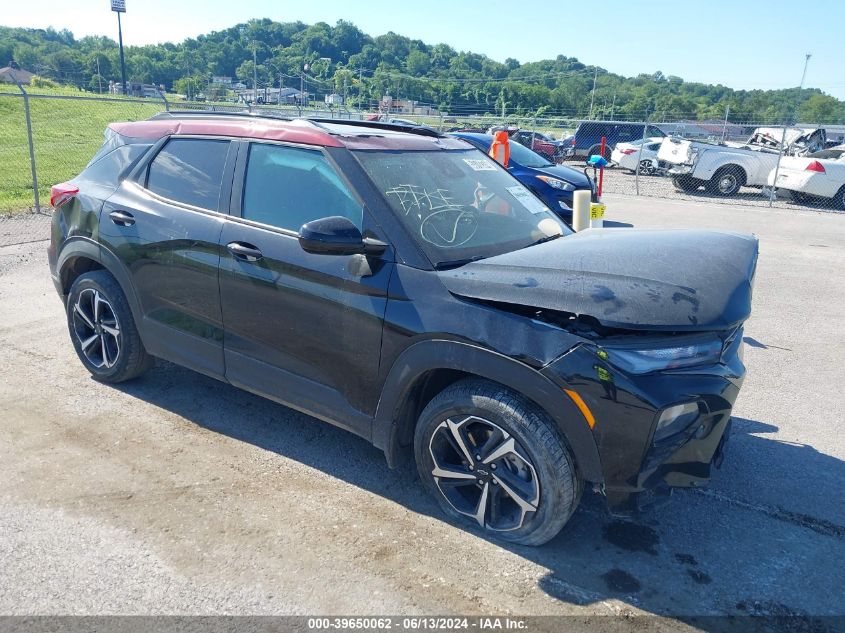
top-left (2, 92), bottom-right (844, 246)
top-left (384, 112), bottom-right (845, 214)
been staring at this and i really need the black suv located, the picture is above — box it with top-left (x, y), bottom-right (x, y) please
top-left (48, 112), bottom-right (757, 545)
top-left (568, 121), bottom-right (667, 161)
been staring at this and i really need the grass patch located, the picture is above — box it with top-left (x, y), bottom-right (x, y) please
top-left (0, 89), bottom-right (163, 214)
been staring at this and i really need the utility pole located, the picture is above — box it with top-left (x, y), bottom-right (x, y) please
top-left (769, 53), bottom-right (812, 205)
top-left (799, 53), bottom-right (812, 93)
top-left (588, 66), bottom-right (598, 119)
top-left (301, 62), bottom-right (308, 109)
top-left (358, 67), bottom-right (364, 110)
top-left (96, 54), bottom-right (103, 94)
top-left (251, 40), bottom-right (258, 103)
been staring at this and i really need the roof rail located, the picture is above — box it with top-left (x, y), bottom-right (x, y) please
top-left (149, 110), bottom-right (292, 121)
top-left (148, 110), bottom-right (443, 138)
top-left (307, 118), bottom-right (443, 138)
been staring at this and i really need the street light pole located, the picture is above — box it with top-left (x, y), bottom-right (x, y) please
top-left (114, 5), bottom-right (128, 95)
top-left (588, 66), bottom-right (598, 119)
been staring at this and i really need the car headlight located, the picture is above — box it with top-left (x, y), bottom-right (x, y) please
top-left (536, 175), bottom-right (576, 191)
top-left (601, 337), bottom-right (722, 374)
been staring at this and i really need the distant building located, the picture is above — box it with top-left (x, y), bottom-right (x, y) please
top-left (235, 86), bottom-right (306, 105)
top-left (380, 95), bottom-right (439, 116)
top-left (0, 65), bottom-right (34, 84)
top-left (325, 93), bottom-right (344, 105)
top-left (211, 76), bottom-right (233, 86)
top-left (109, 80), bottom-right (162, 98)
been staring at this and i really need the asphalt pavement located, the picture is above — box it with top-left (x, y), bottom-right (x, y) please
top-left (0, 196), bottom-right (843, 629)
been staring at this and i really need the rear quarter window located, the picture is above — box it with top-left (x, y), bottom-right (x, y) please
top-left (80, 144), bottom-right (150, 187)
top-left (145, 138), bottom-right (230, 210)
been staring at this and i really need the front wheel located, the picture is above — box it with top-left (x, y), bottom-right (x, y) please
top-left (66, 270), bottom-right (153, 383)
top-left (414, 379), bottom-right (581, 546)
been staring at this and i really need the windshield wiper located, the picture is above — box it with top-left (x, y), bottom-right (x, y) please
top-left (434, 255), bottom-right (487, 270)
top-left (529, 233), bottom-right (563, 247)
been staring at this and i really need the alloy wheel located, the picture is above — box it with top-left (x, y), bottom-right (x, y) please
top-left (71, 288), bottom-right (121, 369)
top-left (718, 173), bottom-right (738, 194)
top-left (428, 415), bottom-right (540, 532)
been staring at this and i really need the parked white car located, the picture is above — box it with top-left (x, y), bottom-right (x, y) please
top-left (767, 145), bottom-right (845, 208)
top-left (658, 127), bottom-right (827, 196)
top-left (611, 137), bottom-right (664, 174)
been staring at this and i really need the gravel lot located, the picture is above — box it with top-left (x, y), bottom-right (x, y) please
top-left (0, 197), bottom-right (843, 628)
top-left (600, 167), bottom-right (845, 214)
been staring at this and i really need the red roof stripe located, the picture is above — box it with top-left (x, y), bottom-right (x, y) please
top-left (109, 118), bottom-right (343, 147)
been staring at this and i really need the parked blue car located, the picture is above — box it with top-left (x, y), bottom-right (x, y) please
top-left (449, 132), bottom-right (595, 221)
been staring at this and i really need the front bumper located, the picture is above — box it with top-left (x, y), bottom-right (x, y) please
top-left (542, 329), bottom-right (745, 513)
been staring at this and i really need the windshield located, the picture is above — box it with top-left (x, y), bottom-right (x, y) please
top-left (505, 139), bottom-right (554, 167)
top-left (809, 148), bottom-right (845, 160)
top-left (354, 149), bottom-right (570, 266)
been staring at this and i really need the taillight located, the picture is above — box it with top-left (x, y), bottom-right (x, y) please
top-left (620, 149), bottom-right (637, 155)
top-left (805, 161), bottom-right (826, 173)
top-left (50, 182), bottom-right (79, 208)
top-left (571, 138), bottom-right (576, 146)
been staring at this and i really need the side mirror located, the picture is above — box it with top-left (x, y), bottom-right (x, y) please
top-left (298, 216), bottom-right (387, 256)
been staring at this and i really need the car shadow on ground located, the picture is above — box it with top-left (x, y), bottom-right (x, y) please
top-left (112, 361), bottom-right (845, 630)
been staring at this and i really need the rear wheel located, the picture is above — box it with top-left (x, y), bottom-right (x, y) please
top-left (835, 186), bottom-right (845, 210)
top-left (66, 270), bottom-right (153, 383)
top-left (672, 175), bottom-right (701, 192)
top-left (638, 159), bottom-right (657, 175)
top-left (706, 166), bottom-right (745, 196)
top-left (790, 191), bottom-right (814, 205)
top-left (587, 144), bottom-right (611, 162)
top-left (414, 378), bottom-right (581, 546)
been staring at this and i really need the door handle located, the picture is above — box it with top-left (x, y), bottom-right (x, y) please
top-left (109, 210), bottom-right (135, 226)
top-left (226, 241), bottom-right (263, 262)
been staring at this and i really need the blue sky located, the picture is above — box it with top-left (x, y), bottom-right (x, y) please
top-left (4, 0), bottom-right (844, 98)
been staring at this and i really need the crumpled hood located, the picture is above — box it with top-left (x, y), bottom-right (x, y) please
top-left (438, 229), bottom-right (759, 331)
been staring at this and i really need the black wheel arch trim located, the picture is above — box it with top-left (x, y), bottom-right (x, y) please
top-left (373, 339), bottom-right (604, 483)
top-left (56, 237), bottom-right (143, 325)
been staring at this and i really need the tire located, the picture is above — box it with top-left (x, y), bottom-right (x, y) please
top-left (414, 378), bottom-right (581, 546)
top-left (66, 270), bottom-right (153, 383)
top-left (587, 144), bottom-right (611, 162)
top-left (835, 186), bottom-right (845, 210)
top-left (790, 191), bottom-right (814, 205)
top-left (672, 175), bottom-right (701, 193)
top-left (706, 166), bottom-right (745, 196)
top-left (638, 159), bottom-right (657, 176)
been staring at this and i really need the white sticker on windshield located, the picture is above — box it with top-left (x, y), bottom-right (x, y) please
top-left (463, 158), bottom-right (497, 171)
top-left (507, 185), bottom-right (550, 214)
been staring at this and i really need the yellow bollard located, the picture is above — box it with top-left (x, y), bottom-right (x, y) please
top-left (590, 200), bottom-right (606, 229)
top-left (572, 190), bottom-right (591, 232)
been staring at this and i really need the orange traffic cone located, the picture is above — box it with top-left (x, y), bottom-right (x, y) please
top-left (488, 130), bottom-right (510, 167)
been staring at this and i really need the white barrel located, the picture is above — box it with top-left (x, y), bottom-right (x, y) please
top-left (572, 190), bottom-right (591, 232)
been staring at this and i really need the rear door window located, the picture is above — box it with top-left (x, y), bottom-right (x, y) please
top-left (241, 143), bottom-right (363, 232)
top-left (146, 138), bottom-right (230, 210)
